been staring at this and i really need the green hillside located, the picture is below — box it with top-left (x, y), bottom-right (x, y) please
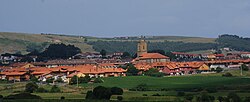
top-left (0, 32), bottom-right (217, 54)
top-left (0, 32), bottom-right (94, 54)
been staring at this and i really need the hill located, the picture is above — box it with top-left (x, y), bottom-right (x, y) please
top-left (0, 32), bottom-right (94, 54)
top-left (0, 32), bottom-right (217, 54)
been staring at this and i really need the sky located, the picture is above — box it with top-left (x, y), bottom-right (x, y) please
top-left (1, 0), bottom-right (250, 38)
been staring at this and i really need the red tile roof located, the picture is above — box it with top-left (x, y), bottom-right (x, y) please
top-left (139, 53), bottom-right (169, 59)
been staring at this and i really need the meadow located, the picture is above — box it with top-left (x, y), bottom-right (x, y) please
top-left (1, 71), bottom-right (250, 101)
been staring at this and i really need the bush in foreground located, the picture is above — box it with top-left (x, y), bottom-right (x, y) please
top-left (86, 86), bottom-right (124, 100)
top-left (50, 85), bottom-right (61, 93)
top-left (25, 82), bottom-right (38, 93)
top-left (222, 72), bottom-right (233, 77)
top-left (4, 92), bottom-right (42, 99)
top-left (111, 87), bottom-right (123, 95)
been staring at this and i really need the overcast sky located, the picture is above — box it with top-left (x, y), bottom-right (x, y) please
top-left (1, 0), bottom-right (250, 38)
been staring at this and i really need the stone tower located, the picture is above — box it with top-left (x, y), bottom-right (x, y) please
top-left (137, 36), bottom-right (147, 57)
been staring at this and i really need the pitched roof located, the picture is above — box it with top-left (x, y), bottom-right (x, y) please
top-left (139, 53), bottom-right (169, 59)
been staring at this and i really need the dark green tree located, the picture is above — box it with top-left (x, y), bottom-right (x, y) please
top-left (111, 87), bottom-right (123, 95)
top-left (121, 52), bottom-right (131, 58)
top-left (100, 49), bottom-right (107, 58)
top-left (41, 43), bottom-right (81, 59)
top-left (92, 86), bottom-right (112, 100)
top-left (25, 82), bottom-right (38, 93)
top-left (126, 64), bottom-right (139, 76)
top-left (241, 64), bottom-right (249, 71)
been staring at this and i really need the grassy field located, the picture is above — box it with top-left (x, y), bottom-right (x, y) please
top-left (1, 71), bottom-right (250, 101)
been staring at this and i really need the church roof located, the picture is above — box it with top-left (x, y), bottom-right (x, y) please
top-left (139, 53), bottom-right (169, 59)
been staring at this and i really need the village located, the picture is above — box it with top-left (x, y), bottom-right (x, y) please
top-left (0, 38), bottom-right (250, 84)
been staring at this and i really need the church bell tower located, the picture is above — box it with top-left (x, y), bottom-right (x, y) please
top-left (137, 36), bottom-right (147, 57)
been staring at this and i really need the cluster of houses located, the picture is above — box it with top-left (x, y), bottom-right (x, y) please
top-left (0, 38), bottom-right (250, 83)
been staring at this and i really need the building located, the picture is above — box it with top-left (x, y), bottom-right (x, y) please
top-left (133, 37), bottom-right (170, 63)
top-left (137, 37), bottom-right (147, 57)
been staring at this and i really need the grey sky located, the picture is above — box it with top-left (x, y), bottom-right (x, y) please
top-left (1, 0), bottom-right (250, 38)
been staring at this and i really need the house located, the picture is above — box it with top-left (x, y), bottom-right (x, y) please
top-left (240, 52), bottom-right (250, 58)
top-left (4, 71), bottom-right (30, 82)
top-left (10, 63), bottom-right (35, 69)
top-left (73, 52), bottom-right (102, 59)
top-left (33, 59), bottom-right (97, 68)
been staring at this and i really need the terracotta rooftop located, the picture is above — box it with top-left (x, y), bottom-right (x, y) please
top-left (139, 53), bottom-right (169, 59)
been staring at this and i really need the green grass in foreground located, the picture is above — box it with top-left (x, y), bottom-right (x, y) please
top-left (80, 75), bottom-right (250, 90)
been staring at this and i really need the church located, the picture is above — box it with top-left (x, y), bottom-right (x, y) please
top-left (133, 37), bottom-right (170, 63)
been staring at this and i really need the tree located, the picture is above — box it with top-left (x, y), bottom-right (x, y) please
top-left (241, 64), bottom-right (249, 71)
top-left (144, 68), bottom-right (164, 77)
top-left (50, 85), bottom-right (61, 93)
top-left (126, 64), bottom-right (139, 76)
top-left (25, 82), bottom-right (38, 93)
top-left (20, 56), bottom-right (34, 62)
top-left (111, 87), bottom-right (123, 95)
top-left (36, 87), bottom-right (48, 93)
top-left (69, 75), bottom-right (78, 85)
top-left (121, 52), bottom-right (131, 58)
top-left (100, 49), bottom-right (107, 58)
top-left (165, 52), bottom-right (177, 60)
top-left (93, 78), bottom-right (104, 83)
top-left (79, 75), bottom-right (91, 83)
top-left (41, 43), bottom-right (81, 59)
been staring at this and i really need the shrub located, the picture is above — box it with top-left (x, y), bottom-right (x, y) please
top-left (46, 78), bottom-right (54, 84)
top-left (30, 76), bottom-right (38, 82)
top-left (36, 87), bottom-right (48, 93)
top-left (69, 75), bottom-right (78, 85)
top-left (135, 84), bottom-right (148, 91)
top-left (205, 88), bottom-right (218, 93)
top-left (92, 86), bottom-right (112, 100)
top-left (4, 92), bottom-right (42, 99)
top-left (216, 67), bottom-right (223, 73)
top-left (196, 92), bottom-right (214, 102)
top-left (111, 87), bottom-right (123, 95)
top-left (0, 95), bottom-right (3, 99)
top-left (142, 94), bottom-right (148, 96)
top-left (184, 94), bottom-right (193, 101)
top-left (93, 78), bottom-right (104, 83)
top-left (117, 96), bottom-right (123, 101)
top-left (25, 82), bottom-right (38, 93)
top-left (241, 64), bottom-right (249, 71)
top-left (152, 93), bottom-right (161, 96)
top-left (50, 85), bottom-right (61, 93)
top-left (55, 77), bottom-right (63, 83)
top-left (177, 91), bottom-right (185, 96)
top-left (85, 91), bottom-right (94, 99)
top-left (61, 96), bottom-right (65, 100)
top-left (222, 72), bottom-right (233, 77)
